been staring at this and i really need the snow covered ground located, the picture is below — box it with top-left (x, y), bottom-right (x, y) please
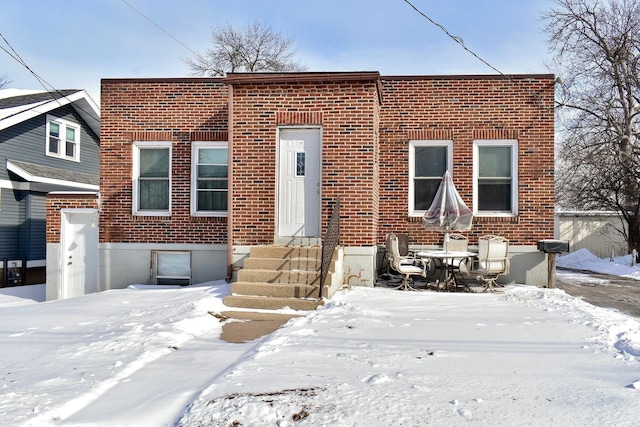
top-left (1, 249), bottom-right (639, 426)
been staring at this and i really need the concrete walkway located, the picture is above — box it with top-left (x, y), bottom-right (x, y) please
top-left (219, 311), bottom-right (302, 343)
top-left (58, 312), bottom-right (301, 425)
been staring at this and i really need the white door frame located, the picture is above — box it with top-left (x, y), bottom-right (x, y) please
top-left (276, 126), bottom-right (322, 237)
top-left (60, 209), bottom-right (99, 299)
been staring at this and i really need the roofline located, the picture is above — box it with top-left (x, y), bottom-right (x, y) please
top-left (6, 160), bottom-right (100, 191)
top-left (224, 72), bottom-right (383, 104)
top-left (0, 89), bottom-right (100, 136)
top-left (224, 71), bottom-right (381, 84)
top-left (101, 77), bottom-right (226, 84)
top-left (100, 73), bottom-right (554, 87)
top-left (380, 73), bottom-right (555, 81)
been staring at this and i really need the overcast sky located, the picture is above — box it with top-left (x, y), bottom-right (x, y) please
top-left (0, 0), bottom-right (555, 104)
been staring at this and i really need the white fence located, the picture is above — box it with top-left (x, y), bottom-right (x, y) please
top-left (555, 211), bottom-right (628, 259)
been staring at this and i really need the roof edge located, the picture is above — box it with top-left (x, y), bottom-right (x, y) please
top-left (0, 89), bottom-right (100, 135)
top-left (6, 159), bottom-right (100, 191)
top-left (381, 73), bottom-right (555, 81)
top-left (101, 77), bottom-right (225, 85)
top-left (224, 71), bottom-right (382, 84)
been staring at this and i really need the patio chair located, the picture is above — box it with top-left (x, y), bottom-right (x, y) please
top-left (383, 233), bottom-right (413, 273)
top-left (463, 235), bottom-right (510, 292)
top-left (446, 233), bottom-right (469, 252)
top-left (388, 233), bottom-right (428, 290)
top-left (443, 233), bottom-right (470, 285)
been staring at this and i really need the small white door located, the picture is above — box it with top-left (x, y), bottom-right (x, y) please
top-left (278, 128), bottom-right (321, 237)
top-left (61, 210), bottom-right (99, 299)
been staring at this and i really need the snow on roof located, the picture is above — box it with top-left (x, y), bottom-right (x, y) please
top-left (0, 88), bottom-right (46, 100)
top-left (0, 100), bottom-right (50, 121)
top-left (0, 89), bottom-right (99, 134)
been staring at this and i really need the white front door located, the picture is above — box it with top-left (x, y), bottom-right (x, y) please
top-left (277, 128), bottom-right (321, 237)
top-left (60, 210), bottom-right (99, 299)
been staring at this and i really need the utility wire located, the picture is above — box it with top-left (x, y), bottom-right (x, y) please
top-left (0, 33), bottom-right (57, 94)
top-left (0, 33), bottom-right (101, 123)
top-left (402, 0), bottom-right (551, 108)
top-left (120, 0), bottom-right (206, 63)
top-left (402, 0), bottom-right (510, 78)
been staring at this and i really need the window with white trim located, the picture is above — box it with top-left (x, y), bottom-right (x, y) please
top-left (191, 141), bottom-right (228, 216)
top-left (46, 115), bottom-right (80, 161)
top-left (409, 140), bottom-right (453, 216)
top-left (133, 141), bottom-right (172, 216)
top-left (473, 139), bottom-right (518, 216)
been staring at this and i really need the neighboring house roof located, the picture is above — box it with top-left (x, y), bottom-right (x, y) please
top-left (6, 159), bottom-right (99, 191)
top-left (0, 89), bottom-right (100, 136)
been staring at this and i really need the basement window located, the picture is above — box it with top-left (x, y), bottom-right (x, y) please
top-left (152, 251), bottom-right (191, 286)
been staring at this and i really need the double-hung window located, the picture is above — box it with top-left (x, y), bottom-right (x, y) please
top-left (191, 141), bottom-right (228, 216)
top-left (46, 115), bottom-right (80, 161)
top-left (473, 139), bottom-right (518, 216)
top-left (409, 140), bottom-right (453, 216)
top-left (133, 141), bottom-right (171, 216)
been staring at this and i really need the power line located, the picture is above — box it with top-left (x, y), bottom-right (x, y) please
top-left (0, 33), bottom-right (58, 94)
top-left (401, 0), bottom-right (552, 109)
top-left (120, 0), bottom-right (205, 62)
top-left (402, 0), bottom-right (509, 78)
top-left (0, 33), bottom-right (101, 123)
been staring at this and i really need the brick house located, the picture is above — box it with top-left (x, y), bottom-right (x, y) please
top-left (46, 72), bottom-right (555, 301)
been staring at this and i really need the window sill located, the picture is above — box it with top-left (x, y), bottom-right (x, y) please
top-left (46, 152), bottom-right (80, 162)
top-left (191, 212), bottom-right (228, 218)
top-left (474, 215), bottom-right (520, 224)
top-left (133, 212), bottom-right (171, 217)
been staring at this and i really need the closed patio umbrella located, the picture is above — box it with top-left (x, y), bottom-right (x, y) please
top-left (422, 170), bottom-right (473, 251)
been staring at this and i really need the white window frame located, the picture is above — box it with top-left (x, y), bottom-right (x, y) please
top-left (45, 115), bottom-right (80, 162)
top-left (190, 141), bottom-right (229, 217)
top-left (408, 140), bottom-right (454, 217)
top-left (472, 139), bottom-right (519, 216)
top-left (132, 141), bottom-right (172, 216)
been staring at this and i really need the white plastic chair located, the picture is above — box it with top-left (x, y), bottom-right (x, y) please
top-left (446, 233), bottom-right (468, 252)
top-left (388, 234), bottom-right (428, 291)
top-left (464, 235), bottom-right (510, 292)
top-left (443, 233), bottom-right (470, 286)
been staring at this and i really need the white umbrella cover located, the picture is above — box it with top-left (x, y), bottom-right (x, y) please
top-left (422, 171), bottom-right (473, 250)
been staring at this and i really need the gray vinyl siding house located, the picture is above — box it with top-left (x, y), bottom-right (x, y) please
top-left (0, 89), bottom-right (100, 286)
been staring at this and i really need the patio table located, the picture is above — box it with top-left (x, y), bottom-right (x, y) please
top-left (417, 250), bottom-right (477, 292)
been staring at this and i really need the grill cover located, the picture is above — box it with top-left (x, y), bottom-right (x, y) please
top-left (537, 240), bottom-right (569, 253)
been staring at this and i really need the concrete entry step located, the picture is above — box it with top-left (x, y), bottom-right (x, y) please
top-left (236, 269), bottom-right (320, 285)
top-left (243, 257), bottom-right (322, 271)
top-left (226, 243), bottom-right (331, 311)
top-left (223, 295), bottom-right (323, 311)
top-left (273, 237), bottom-right (322, 246)
top-left (249, 245), bottom-right (321, 259)
top-left (231, 281), bottom-right (318, 298)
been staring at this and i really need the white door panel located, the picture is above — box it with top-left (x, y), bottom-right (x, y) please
top-left (278, 128), bottom-right (321, 237)
top-left (61, 210), bottom-right (99, 299)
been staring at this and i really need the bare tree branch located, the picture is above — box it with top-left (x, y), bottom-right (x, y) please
top-left (0, 74), bottom-right (11, 89)
top-left (544, 0), bottom-right (640, 255)
top-left (184, 20), bottom-right (307, 76)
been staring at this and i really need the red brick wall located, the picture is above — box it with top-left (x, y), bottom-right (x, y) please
top-left (229, 79), bottom-right (380, 246)
top-left (98, 74), bottom-right (554, 249)
top-left (99, 79), bottom-right (229, 244)
top-left (46, 193), bottom-right (99, 243)
top-left (378, 75), bottom-right (556, 246)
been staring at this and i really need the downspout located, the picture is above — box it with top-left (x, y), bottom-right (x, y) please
top-left (226, 83), bottom-right (234, 282)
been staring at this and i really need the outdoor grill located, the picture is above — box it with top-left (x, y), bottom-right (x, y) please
top-left (537, 240), bottom-right (570, 289)
top-left (537, 240), bottom-right (570, 253)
